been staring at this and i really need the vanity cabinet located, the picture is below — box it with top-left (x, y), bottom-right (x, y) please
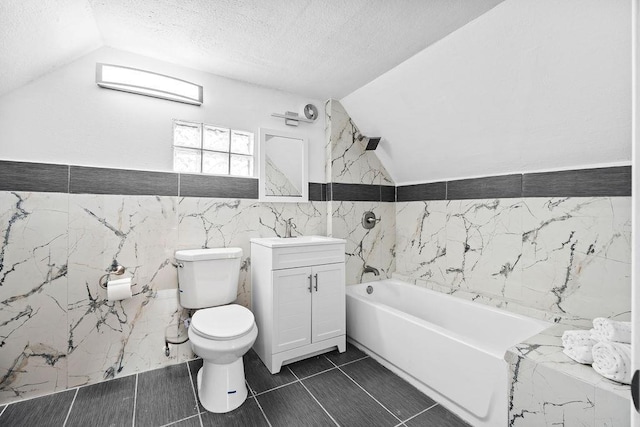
top-left (251, 237), bottom-right (346, 374)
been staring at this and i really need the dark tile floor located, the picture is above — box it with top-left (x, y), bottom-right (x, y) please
top-left (0, 344), bottom-right (470, 427)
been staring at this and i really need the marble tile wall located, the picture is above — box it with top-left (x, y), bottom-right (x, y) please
top-left (505, 325), bottom-right (630, 426)
top-left (0, 191), bottom-right (326, 404)
top-left (328, 201), bottom-right (395, 284)
top-left (325, 100), bottom-right (393, 186)
top-left (325, 100), bottom-right (396, 285)
top-left (395, 197), bottom-right (632, 327)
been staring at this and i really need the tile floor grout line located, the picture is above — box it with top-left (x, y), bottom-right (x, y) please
top-left (292, 370), bottom-right (340, 427)
top-left (402, 402), bottom-right (439, 424)
top-left (159, 413), bottom-right (201, 427)
top-left (324, 355), bottom-right (339, 368)
top-left (132, 373), bottom-right (138, 427)
top-left (293, 365), bottom-right (337, 381)
top-left (253, 379), bottom-right (300, 397)
top-left (333, 355), bottom-right (370, 368)
top-left (185, 361), bottom-right (203, 427)
top-left (245, 379), bottom-right (255, 397)
top-left (61, 387), bottom-right (79, 427)
top-left (336, 365), bottom-right (404, 424)
top-left (252, 391), bottom-right (274, 427)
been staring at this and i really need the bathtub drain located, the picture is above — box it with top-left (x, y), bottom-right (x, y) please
top-left (366, 285), bottom-right (373, 294)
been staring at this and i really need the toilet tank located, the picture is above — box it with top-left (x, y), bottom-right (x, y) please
top-left (175, 248), bottom-right (243, 309)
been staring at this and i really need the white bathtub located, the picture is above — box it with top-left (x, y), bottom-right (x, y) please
top-left (346, 279), bottom-right (550, 427)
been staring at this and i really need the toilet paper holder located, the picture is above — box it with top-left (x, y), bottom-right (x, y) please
top-left (99, 263), bottom-right (127, 289)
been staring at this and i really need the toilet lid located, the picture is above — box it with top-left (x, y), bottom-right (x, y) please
top-left (190, 305), bottom-right (255, 340)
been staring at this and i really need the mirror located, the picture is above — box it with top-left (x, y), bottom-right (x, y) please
top-left (259, 128), bottom-right (308, 202)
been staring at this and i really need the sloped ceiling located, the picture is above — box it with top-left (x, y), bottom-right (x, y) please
top-left (0, 0), bottom-right (102, 97)
top-left (0, 0), bottom-right (504, 99)
top-left (342, 0), bottom-right (632, 185)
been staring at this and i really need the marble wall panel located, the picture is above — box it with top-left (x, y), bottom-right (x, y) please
top-left (445, 199), bottom-right (523, 300)
top-left (507, 356), bottom-right (595, 426)
top-left (177, 198), bottom-right (327, 308)
top-left (0, 192), bottom-right (329, 405)
top-left (505, 325), bottom-right (631, 427)
top-left (520, 197), bottom-right (631, 326)
top-left (0, 192), bottom-right (69, 402)
top-left (327, 100), bottom-right (393, 186)
top-left (329, 201), bottom-right (395, 285)
top-left (325, 100), bottom-right (396, 287)
top-left (66, 194), bottom-right (180, 387)
top-left (395, 201), bottom-right (448, 285)
top-left (394, 197), bottom-right (631, 326)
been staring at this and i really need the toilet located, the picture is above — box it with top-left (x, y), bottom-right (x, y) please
top-left (175, 247), bottom-right (257, 413)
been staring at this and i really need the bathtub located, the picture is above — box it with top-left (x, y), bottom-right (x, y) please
top-left (346, 279), bottom-right (550, 427)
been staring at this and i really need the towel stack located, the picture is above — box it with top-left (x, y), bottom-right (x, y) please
top-left (562, 330), bottom-right (596, 364)
top-left (561, 318), bottom-right (632, 385)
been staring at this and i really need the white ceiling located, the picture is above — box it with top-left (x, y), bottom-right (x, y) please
top-left (0, 0), bottom-right (504, 99)
top-left (0, 0), bottom-right (102, 98)
top-left (342, 0), bottom-right (632, 185)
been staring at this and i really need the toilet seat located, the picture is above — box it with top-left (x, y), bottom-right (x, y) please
top-left (191, 304), bottom-right (255, 341)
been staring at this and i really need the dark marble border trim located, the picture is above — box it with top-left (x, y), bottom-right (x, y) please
top-left (0, 160), bottom-right (69, 193)
top-left (522, 166), bottom-right (631, 197)
top-left (308, 183), bottom-right (326, 201)
top-left (397, 182), bottom-right (446, 202)
top-left (396, 166), bottom-right (631, 201)
top-left (380, 185), bottom-right (396, 203)
top-left (179, 174), bottom-right (258, 199)
top-left (2, 161), bottom-right (631, 200)
top-left (70, 166), bottom-right (179, 196)
top-left (447, 174), bottom-right (522, 200)
top-left (328, 183), bottom-right (382, 202)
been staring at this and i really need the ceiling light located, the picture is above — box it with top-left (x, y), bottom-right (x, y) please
top-left (96, 63), bottom-right (203, 106)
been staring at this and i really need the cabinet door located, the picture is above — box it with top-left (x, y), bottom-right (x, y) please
top-left (272, 267), bottom-right (312, 353)
top-left (311, 263), bottom-right (345, 343)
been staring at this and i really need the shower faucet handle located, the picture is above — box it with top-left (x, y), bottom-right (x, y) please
top-left (362, 211), bottom-right (379, 229)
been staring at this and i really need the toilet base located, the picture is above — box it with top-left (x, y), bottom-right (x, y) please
top-left (197, 358), bottom-right (248, 413)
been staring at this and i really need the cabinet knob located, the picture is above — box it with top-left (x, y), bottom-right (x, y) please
top-left (308, 275), bottom-right (312, 293)
top-left (314, 274), bottom-right (318, 291)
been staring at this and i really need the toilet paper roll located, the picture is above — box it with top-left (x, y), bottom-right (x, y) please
top-left (107, 277), bottom-right (132, 301)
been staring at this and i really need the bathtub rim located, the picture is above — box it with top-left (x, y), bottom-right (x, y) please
top-left (346, 278), bottom-right (552, 359)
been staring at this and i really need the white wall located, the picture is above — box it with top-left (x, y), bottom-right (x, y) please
top-left (0, 46), bottom-right (327, 182)
top-left (342, 0), bottom-right (632, 185)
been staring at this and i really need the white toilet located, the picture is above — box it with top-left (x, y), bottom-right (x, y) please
top-left (175, 247), bottom-right (257, 413)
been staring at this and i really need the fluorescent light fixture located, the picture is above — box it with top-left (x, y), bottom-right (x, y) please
top-left (96, 63), bottom-right (203, 106)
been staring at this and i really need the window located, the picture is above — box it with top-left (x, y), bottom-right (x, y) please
top-left (173, 120), bottom-right (254, 177)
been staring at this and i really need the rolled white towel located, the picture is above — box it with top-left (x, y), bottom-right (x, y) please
top-left (562, 346), bottom-right (594, 365)
top-left (592, 317), bottom-right (631, 343)
top-left (562, 330), bottom-right (595, 348)
top-left (592, 341), bottom-right (632, 385)
top-left (562, 330), bottom-right (596, 365)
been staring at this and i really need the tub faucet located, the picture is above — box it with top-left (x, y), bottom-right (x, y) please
top-left (363, 265), bottom-right (379, 276)
top-left (284, 218), bottom-right (296, 238)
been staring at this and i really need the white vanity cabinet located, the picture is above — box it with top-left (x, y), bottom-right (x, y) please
top-left (251, 236), bottom-right (346, 374)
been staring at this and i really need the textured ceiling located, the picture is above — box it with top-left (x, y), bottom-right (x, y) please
top-left (0, 0), bottom-right (102, 97)
top-left (1, 0), bottom-right (504, 99)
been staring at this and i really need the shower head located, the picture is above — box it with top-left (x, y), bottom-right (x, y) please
top-left (354, 132), bottom-right (382, 151)
top-left (365, 137), bottom-right (381, 151)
